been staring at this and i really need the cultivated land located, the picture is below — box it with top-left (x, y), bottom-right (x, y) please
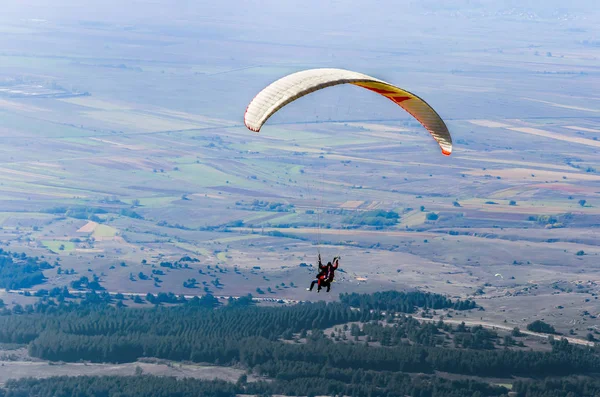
top-left (0, 0), bottom-right (599, 345)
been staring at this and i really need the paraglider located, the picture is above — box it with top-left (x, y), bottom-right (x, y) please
top-left (244, 68), bottom-right (453, 156)
top-left (495, 273), bottom-right (504, 279)
top-left (307, 254), bottom-right (339, 293)
top-left (244, 68), bottom-right (454, 293)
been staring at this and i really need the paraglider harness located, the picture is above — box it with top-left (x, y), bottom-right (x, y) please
top-left (311, 255), bottom-right (339, 292)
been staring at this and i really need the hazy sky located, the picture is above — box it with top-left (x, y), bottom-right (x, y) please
top-left (2, 0), bottom-right (597, 63)
top-left (3, 0), bottom-right (598, 32)
top-left (1, 0), bottom-right (597, 121)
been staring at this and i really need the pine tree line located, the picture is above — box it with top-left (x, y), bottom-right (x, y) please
top-left (0, 294), bottom-right (598, 379)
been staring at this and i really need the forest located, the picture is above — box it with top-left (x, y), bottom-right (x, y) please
top-left (0, 374), bottom-right (510, 397)
top-left (0, 288), bottom-right (598, 397)
top-left (1, 365), bottom-right (599, 397)
top-left (0, 249), bottom-right (48, 289)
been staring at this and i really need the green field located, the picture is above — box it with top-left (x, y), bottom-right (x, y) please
top-left (172, 242), bottom-right (211, 256)
top-left (42, 240), bottom-right (75, 253)
top-left (122, 196), bottom-right (177, 208)
top-left (173, 163), bottom-right (253, 188)
top-left (209, 234), bottom-right (265, 244)
top-left (93, 225), bottom-right (118, 238)
top-left (0, 212), bottom-right (53, 225)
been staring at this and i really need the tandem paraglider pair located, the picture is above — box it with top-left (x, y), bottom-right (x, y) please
top-left (307, 254), bottom-right (339, 293)
top-left (243, 68), bottom-right (454, 294)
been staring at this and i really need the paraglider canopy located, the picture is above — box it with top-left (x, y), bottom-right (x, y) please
top-left (244, 68), bottom-right (453, 156)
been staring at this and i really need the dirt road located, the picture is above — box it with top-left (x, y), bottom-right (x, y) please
top-left (413, 316), bottom-right (595, 347)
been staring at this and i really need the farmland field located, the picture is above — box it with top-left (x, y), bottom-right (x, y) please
top-left (0, 0), bottom-right (599, 342)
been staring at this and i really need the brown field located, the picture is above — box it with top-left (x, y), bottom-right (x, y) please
top-left (462, 209), bottom-right (528, 221)
top-left (231, 227), bottom-right (440, 239)
top-left (27, 162), bottom-right (64, 169)
top-left (507, 127), bottom-right (600, 149)
top-left (59, 97), bottom-right (134, 110)
top-left (0, 167), bottom-right (57, 181)
top-left (74, 248), bottom-right (104, 253)
top-left (468, 120), bottom-right (512, 128)
top-left (145, 108), bottom-right (233, 127)
top-left (88, 138), bottom-right (147, 151)
top-left (365, 201), bottom-right (381, 210)
top-left (465, 167), bottom-right (600, 182)
top-left (0, 99), bottom-right (50, 113)
top-left (340, 200), bottom-right (364, 209)
top-left (76, 221), bottom-right (98, 233)
top-left (490, 183), bottom-right (600, 199)
top-left (522, 98), bottom-right (600, 113)
top-left (88, 157), bottom-right (167, 171)
top-left (456, 156), bottom-right (574, 172)
top-left (192, 193), bottom-right (227, 200)
top-left (564, 125), bottom-right (600, 133)
top-left (341, 122), bottom-right (411, 133)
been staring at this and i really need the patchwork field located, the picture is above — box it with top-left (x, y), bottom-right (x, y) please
top-left (0, 4), bottom-right (599, 340)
